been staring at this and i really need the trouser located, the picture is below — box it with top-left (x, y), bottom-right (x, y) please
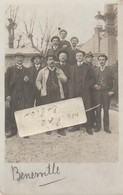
top-left (95, 90), bottom-right (111, 130)
top-left (6, 91), bottom-right (27, 134)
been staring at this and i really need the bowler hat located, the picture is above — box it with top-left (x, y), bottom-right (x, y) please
top-left (31, 54), bottom-right (43, 62)
top-left (46, 52), bottom-right (56, 60)
top-left (51, 36), bottom-right (60, 42)
top-left (70, 36), bottom-right (79, 43)
top-left (98, 54), bottom-right (108, 60)
top-left (14, 52), bottom-right (25, 58)
top-left (58, 50), bottom-right (69, 57)
top-left (86, 52), bottom-right (94, 58)
top-left (59, 29), bottom-right (67, 34)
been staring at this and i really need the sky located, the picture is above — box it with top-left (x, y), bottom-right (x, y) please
top-left (5, 0), bottom-right (106, 47)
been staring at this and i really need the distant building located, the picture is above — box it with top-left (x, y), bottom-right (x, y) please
top-left (78, 4), bottom-right (118, 65)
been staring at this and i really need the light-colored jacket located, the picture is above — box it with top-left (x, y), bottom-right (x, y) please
top-left (36, 66), bottom-right (67, 99)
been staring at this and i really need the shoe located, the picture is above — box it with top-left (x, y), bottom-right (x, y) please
top-left (104, 129), bottom-right (111, 134)
top-left (57, 129), bottom-right (66, 136)
top-left (86, 129), bottom-right (93, 135)
top-left (5, 130), bottom-right (13, 138)
top-left (5, 130), bottom-right (16, 138)
top-left (93, 128), bottom-right (101, 132)
top-left (46, 131), bottom-right (51, 135)
top-left (23, 136), bottom-right (29, 138)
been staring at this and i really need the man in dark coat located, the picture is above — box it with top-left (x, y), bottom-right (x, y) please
top-left (85, 52), bottom-right (96, 128)
top-left (69, 50), bottom-right (96, 135)
top-left (29, 54), bottom-right (44, 106)
top-left (5, 52), bottom-right (32, 137)
top-left (47, 36), bottom-right (61, 62)
top-left (93, 55), bottom-right (116, 133)
top-left (56, 50), bottom-right (70, 99)
top-left (68, 36), bottom-right (80, 65)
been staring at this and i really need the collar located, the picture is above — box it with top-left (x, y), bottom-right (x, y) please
top-left (47, 65), bottom-right (56, 71)
top-left (35, 64), bottom-right (41, 70)
top-left (53, 45), bottom-right (58, 50)
top-left (60, 61), bottom-right (66, 66)
top-left (77, 61), bottom-right (84, 67)
top-left (71, 46), bottom-right (76, 50)
top-left (15, 64), bottom-right (23, 69)
top-left (99, 64), bottom-right (107, 71)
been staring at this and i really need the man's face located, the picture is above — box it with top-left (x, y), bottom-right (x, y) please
top-left (59, 53), bottom-right (67, 62)
top-left (52, 38), bottom-right (59, 47)
top-left (71, 38), bottom-right (78, 48)
top-left (15, 55), bottom-right (24, 65)
top-left (98, 57), bottom-right (107, 67)
top-left (86, 56), bottom-right (93, 63)
top-left (47, 57), bottom-right (55, 67)
top-left (76, 52), bottom-right (84, 62)
top-left (60, 31), bottom-right (67, 40)
top-left (34, 57), bottom-right (41, 65)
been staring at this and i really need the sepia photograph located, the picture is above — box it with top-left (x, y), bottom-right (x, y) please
top-left (4, 0), bottom-right (119, 164)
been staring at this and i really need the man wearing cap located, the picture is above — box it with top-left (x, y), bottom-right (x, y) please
top-left (36, 53), bottom-right (67, 136)
top-left (59, 29), bottom-right (71, 50)
top-left (69, 50), bottom-right (95, 135)
top-left (56, 50), bottom-right (70, 99)
top-left (5, 52), bottom-right (32, 137)
top-left (68, 36), bottom-right (80, 65)
top-left (93, 54), bottom-right (116, 134)
top-left (29, 53), bottom-right (44, 106)
top-left (47, 36), bottom-right (61, 62)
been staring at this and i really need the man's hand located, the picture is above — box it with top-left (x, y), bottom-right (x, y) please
top-left (94, 84), bottom-right (101, 90)
top-left (6, 96), bottom-right (11, 102)
top-left (108, 91), bottom-right (114, 96)
top-left (24, 76), bottom-right (29, 82)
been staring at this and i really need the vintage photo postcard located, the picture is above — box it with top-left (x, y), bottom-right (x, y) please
top-left (0, 0), bottom-right (123, 194)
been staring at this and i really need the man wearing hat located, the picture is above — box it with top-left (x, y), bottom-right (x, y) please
top-left (93, 54), bottom-right (116, 134)
top-left (47, 36), bottom-right (61, 62)
top-left (69, 50), bottom-right (95, 135)
top-left (68, 36), bottom-right (80, 65)
top-left (36, 53), bottom-right (67, 136)
top-left (29, 53), bottom-right (44, 106)
top-left (85, 52), bottom-right (94, 66)
top-left (56, 50), bottom-right (70, 99)
top-left (5, 52), bottom-right (32, 137)
top-left (59, 29), bottom-right (71, 50)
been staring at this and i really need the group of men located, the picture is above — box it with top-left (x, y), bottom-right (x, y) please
top-left (5, 29), bottom-right (117, 138)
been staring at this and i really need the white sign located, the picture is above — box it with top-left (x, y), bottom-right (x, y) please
top-left (14, 97), bottom-right (87, 137)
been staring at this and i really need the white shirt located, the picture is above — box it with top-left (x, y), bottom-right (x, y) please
top-left (35, 64), bottom-right (41, 70)
top-left (77, 61), bottom-right (84, 67)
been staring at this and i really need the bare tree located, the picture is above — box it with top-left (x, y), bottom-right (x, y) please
top-left (6, 5), bottom-right (19, 48)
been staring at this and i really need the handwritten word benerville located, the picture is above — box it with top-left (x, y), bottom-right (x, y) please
top-left (11, 163), bottom-right (60, 182)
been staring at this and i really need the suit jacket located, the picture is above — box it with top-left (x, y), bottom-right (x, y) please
top-left (5, 65), bottom-right (32, 100)
top-left (69, 63), bottom-right (96, 109)
top-left (68, 47), bottom-right (80, 65)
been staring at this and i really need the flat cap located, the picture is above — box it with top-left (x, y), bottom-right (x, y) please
top-left (51, 36), bottom-right (60, 42)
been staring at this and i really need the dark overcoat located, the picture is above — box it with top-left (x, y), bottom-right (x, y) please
top-left (69, 63), bottom-right (96, 110)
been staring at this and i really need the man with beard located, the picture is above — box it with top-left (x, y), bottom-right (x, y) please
top-left (69, 50), bottom-right (95, 135)
top-left (36, 53), bottom-right (67, 136)
top-left (93, 55), bottom-right (116, 133)
top-left (29, 54), bottom-right (44, 106)
top-left (5, 52), bottom-right (32, 137)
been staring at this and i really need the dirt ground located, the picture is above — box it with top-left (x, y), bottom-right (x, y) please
top-left (5, 110), bottom-right (118, 163)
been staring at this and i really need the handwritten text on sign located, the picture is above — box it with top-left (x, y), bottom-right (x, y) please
top-left (14, 97), bottom-right (87, 137)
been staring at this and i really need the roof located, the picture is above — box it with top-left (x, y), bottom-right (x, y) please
top-left (5, 48), bottom-right (42, 57)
